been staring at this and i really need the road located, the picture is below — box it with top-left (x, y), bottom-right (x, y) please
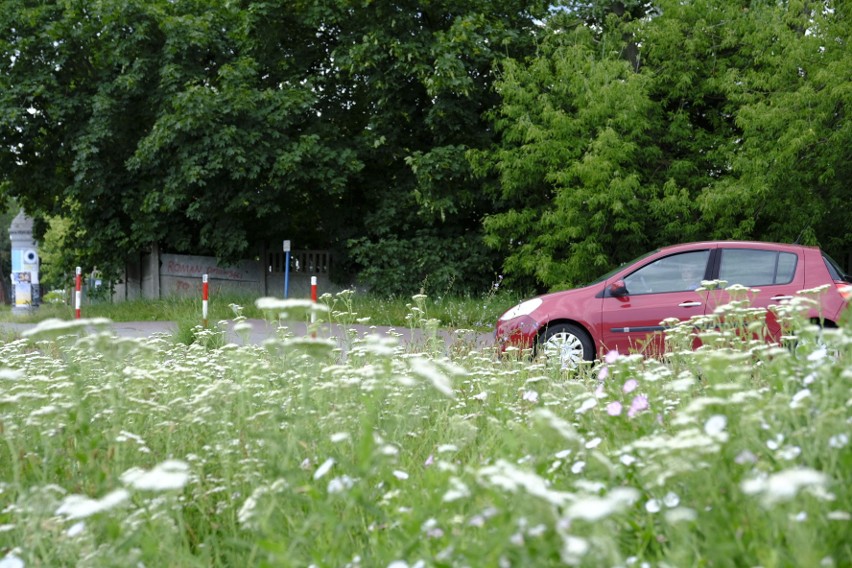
top-left (0, 318), bottom-right (495, 353)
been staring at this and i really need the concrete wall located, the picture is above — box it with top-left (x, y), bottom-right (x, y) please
top-left (114, 245), bottom-right (340, 302)
top-left (160, 253), bottom-right (263, 297)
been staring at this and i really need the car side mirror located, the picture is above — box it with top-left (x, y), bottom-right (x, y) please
top-left (610, 280), bottom-right (629, 298)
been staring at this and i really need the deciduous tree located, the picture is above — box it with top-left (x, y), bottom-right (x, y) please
top-left (477, 0), bottom-right (850, 289)
top-left (0, 0), bottom-right (360, 279)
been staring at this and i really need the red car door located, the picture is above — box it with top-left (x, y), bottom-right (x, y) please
top-left (708, 245), bottom-right (805, 340)
top-left (600, 249), bottom-right (713, 356)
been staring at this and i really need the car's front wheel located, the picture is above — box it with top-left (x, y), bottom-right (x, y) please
top-left (538, 324), bottom-right (595, 368)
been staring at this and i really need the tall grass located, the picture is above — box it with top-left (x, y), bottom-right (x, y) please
top-left (0, 288), bottom-right (523, 332)
top-left (0, 291), bottom-right (849, 566)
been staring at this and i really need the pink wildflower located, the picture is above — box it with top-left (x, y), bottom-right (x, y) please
top-left (606, 401), bottom-right (623, 416)
top-left (628, 395), bottom-right (649, 418)
top-left (623, 379), bottom-right (639, 393)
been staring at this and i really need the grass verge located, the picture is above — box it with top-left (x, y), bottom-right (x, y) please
top-left (0, 288), bottom-right (524, 331)
top-left (0, 292), bottom-right (849, 566)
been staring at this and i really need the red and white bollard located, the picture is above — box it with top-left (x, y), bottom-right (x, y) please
top-left (202, 274), bottom-right (209, 327)
top-left (310, 276), bottom-right (318, 337)
top-left (74, 266), bottom-right (82, 319)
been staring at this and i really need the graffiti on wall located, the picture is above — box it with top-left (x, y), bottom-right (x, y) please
top-left (160, 254), bottom-right (256, 282)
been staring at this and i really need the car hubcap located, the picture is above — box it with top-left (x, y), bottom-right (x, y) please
top-left (543, 332), bottom-right (585, 368)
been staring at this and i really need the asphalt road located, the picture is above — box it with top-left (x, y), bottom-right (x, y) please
top-left (0, 318), bottom-right (495, 352)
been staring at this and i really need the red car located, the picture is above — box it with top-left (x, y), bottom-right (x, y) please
top-left (496, 241), bottom-right (851, 367)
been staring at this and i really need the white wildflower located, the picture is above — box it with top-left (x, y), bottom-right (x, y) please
top-left (121, 460), bottom-right (190, 491)
top-left (575, 397), bottom-right (597, 414)
top-left (564, 487), bottom-right (639, 521)
top-left (735, 450), bottom-right (757, 464)
top-left (620, 454), bottom-right (637, 466)
top-left (0, 369), bottom-right (23, 381)
top-left (574, 480), bottom-right (606, 493)
top-left (522, 390), bottom-right (539, 403)
top-left (393, 470), bottom-right (409, 480)
top-left (807, 347), bottom-right (828, 362)
top-left (741, 467), bottom-right (829, 506)
top-left (560, 534), bottom-right (590, 565)
top-left (379, 444), bottom-right (400, 456)
top-left (313, 458), bottom-right (335, 480)
top-left (408, 357), bottom-right (454, 398)
top-left (56, 489), bottom-right (130, 520)
top-left (362, 335), bottom-right (399, 356)
top-left (533, 409), bottom-right (583, 441)
top-left (704, 415), bottom-right (728, 440)
top-left (233, 321), bottom-right (253, 333)
top-left (790, 389), bottom-right (811, 409)
top-left (0, 553), bottom-right (25, 568)
top-left (442, 477), bottom-right (470, 502)
top-left (665, 377), bottom-right (695, 392)
top-left (22, 317), bottom-right (111, 339)
top-left (478, 460), bottom-right (573, 507)
top-left (664, 507), bottom-right (697, 523)
top-left (238, 495), bottom-right (260, 528)
top-left (645, 499), bottom-right (661, 513)
top-left (255, 297), bottom-right (329, 312)
top-left (421, 518), bottom-right (443, 538)
top-left (777, 446), bottom-right (801, 461)
top-left (828, 434), bottom-right (848, 449)
top-left (328, 475), bottom-right (356, 494)
top-left (663, 492), bottom-right (680, 508)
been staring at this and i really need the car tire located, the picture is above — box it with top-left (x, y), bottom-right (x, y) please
top-left (538, 324), bottom-right (595, 368)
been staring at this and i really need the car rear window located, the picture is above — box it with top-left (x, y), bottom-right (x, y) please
top-left (719, 249), bottom-right (797, 286)
top-left (823, 253), bottom-right (852, 283)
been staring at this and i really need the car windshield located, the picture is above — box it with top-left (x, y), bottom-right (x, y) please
top-left (585, 249), bottom-right (660, 286)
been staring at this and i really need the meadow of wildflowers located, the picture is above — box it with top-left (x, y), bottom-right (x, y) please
top-left (0, 290), bottom-right (849, 567)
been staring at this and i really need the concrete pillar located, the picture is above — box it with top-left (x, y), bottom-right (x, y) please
top-left (8, 211), bottom-right (40, 313)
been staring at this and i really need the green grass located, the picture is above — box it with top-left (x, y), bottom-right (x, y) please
top-left (0, 292), bottom-right (849, 566)
top-left (0, 288), bottom-right (524, 331)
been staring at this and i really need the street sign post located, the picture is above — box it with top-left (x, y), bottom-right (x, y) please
top-left (283, 240), bottom-right (291, 299)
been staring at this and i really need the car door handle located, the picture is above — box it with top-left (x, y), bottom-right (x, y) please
top-left (678, 301), bottom-right (702, 308)
top-left (770, 295), bottom-right (794, 301)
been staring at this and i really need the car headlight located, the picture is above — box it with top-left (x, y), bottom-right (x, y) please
top-left (499, 298), bottom-right (542, 321)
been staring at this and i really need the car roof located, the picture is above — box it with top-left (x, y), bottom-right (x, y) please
top-left (657, 240), bottom-right (813, 253)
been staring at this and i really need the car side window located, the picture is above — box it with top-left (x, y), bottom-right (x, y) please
top-left (718, 249), bottom-right (797, 286)
top-left (623, 250), bottom-right (710, 295)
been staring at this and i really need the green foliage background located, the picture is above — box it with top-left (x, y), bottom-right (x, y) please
top-left (477, 0), bottom-right (851, 289)
top-left (0, 0), bottom-right (849, 294)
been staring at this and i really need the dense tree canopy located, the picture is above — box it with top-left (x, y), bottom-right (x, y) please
top-left (1, 0), bottom-right (848, 293)
top-left (0, 0), bottom-right (362, 279)
top-left (325, 0), bottom-right (550, 293)
top-left (478, 0), bottom-right (851, 289)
